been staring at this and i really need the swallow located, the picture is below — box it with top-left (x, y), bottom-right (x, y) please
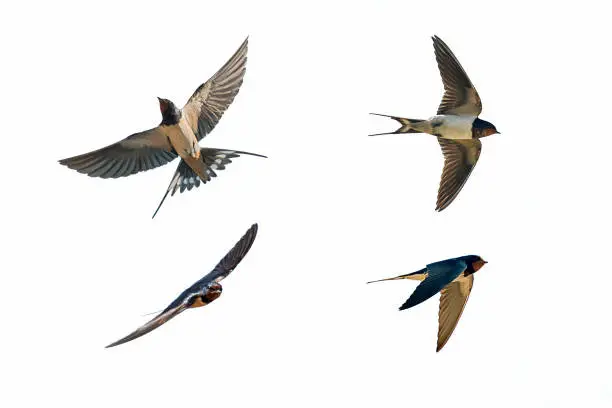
top-left (58, 37), bottom-right (266, 218)
top-left (368, 255), bottom-right (487, 352)
top-left (370, 36), bottom-right (499, 211)
top-left (106, 223), bottom-right (258, 348)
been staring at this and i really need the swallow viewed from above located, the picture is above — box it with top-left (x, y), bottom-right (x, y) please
top-left (106, 223), bottom-right (258, 348)
top-left (58, 37), bottom-right (266, 218)
top-left (368, 255), bottom-right (487, 352)
top-left (370, 36), bottom-right (499, 211)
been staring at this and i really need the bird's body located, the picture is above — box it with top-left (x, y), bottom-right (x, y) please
top-left (370, 35), bottom-right (499, 211)
top-left (58, 37), bottom-right (266, 217)
top-left (164, 115), bottom-right (200, 160)
top-left (368, 255), bottom-right (487, 352)
top-left (106, 223), bottom-right (258, 348)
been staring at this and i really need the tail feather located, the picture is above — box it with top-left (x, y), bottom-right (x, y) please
top-left (367, 268), bottom-right (428, 284)
top-left (152, 147), bottom-right (267, 219)
top-left (369, 113), bottom-right (424, 136)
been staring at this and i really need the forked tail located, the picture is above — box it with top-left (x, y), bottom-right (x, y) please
top-left (367, 268), bottom-right (427, 284)
top-left (152, 147), bottom-right (267, 219)
top-left (369, 113), bottom-right (425, 136)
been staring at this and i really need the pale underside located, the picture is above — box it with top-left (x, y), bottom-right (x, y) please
top-left (163, 119), bottom-right (200, 159)
top-left (437, 274), bottom-right (474, 351)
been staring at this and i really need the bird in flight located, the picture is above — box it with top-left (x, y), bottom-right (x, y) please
top-left (368, 255), bottom-right (487, 352)
top-left (58, 37), bottom-right (266, 218)
top-left (370, 36), bottom-right (499, 211)
top-left (106, 223), bottom-right (258, 348)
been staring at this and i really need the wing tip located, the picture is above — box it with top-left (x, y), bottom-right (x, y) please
top-left (105, 341), bottom-right (119, 349)
top-left (398, 301), bottom-right (411, 311)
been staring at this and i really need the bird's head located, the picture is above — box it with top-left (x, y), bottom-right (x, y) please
top-left (473, 118), bottom-right (499, 137)
top-left (157, 97), bottom-right (181, 125)
top-left (463, 255), bottom-right (487, 275)
top-left (202, 282), bottom-right (223, 303)
top-left (187, 283), bottom-right (223, 309)
top-left (208, 282), bottom-right (223, 297)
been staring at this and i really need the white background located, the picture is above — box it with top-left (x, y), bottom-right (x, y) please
top-left (2, 0), bottom-right (611, 407)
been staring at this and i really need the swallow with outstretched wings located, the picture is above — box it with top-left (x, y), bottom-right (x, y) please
top-left (58, 37), bottom-right (266, 217)
top-left (106, 223), bottom-right (258, 348)
top-left (370, 36), bottom-right (499, 211)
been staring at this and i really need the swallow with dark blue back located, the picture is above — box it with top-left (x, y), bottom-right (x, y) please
top-left (368, 255), bottom-right (487, 352)
top-left (106, 224), bottom-right (258, 348)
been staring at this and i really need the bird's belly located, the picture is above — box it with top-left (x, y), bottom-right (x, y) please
top-left (432, 115), bottom-right (474, 140)
top-left (165, 122), bottom-right (198, 157)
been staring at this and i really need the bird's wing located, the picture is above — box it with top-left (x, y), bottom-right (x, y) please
top-left (399, 259), bottom-right (467, 311)
top-left (432, 35), bottom-right (482, 116)
top-left (182, 37), bottom-right (248, 141)
top-left (58, 127), bottom-right (177, 178)
top-left (106, 301), bottom-right (189, 348)
top-left (151, 148), bottom-right (266, 218)
top-left (437, 274), bottom-right (474, 352)
top-left (196, 223), bottom-right (258, 284)
top-left (436, 138), bottom-right (482, 211)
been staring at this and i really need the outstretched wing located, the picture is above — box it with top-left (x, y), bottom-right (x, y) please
top-left (151, 148), bottom-right (266, 218)
top-left (436, 138), bottom-right (481, 212)
top-left (105, 301), bottom-right (189, 348)
top-left (182, 37), bottom-right (248, 141)
top-left (432, 35), bottom-right (482, 116)
top-left (437, 275), bottom-right (474, 352)
top-left (399, 258), bottom-right (467, 311)
top-left (198, 223), bottom-right (259, 284)
top-left (59, 127), bottom-right (177, 178)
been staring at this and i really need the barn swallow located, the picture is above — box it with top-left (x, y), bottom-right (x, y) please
top-left (368, 255), bottom-right (487, 352)
top-left (58, 37), bottom-right (266, 217)
top-left (370, 36), bottom-right (499, 211)
top-left (106, 223), bottom-right (258, 348)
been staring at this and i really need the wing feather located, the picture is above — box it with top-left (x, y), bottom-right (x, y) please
top-left (432, 36), bottom-right (482, 116)
top-left (436, 138), bottom-right (481, 211)
top-left (437, 275), bottom-right (474, 352)
top-left (182, 37), bottom-right (248, 141)
top-left (59, 127), bottom-right (177, 178)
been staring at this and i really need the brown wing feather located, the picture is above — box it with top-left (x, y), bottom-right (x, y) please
top-left (436, 138), bottom-right (481, 211)
top-left (432, 36), bottom-right (482, 116)
top-left (437, 275), bottom-right (474, 352)
top-left (58, 127), bottom-right (177, 178)
top-left (182, 37), bottom-right (248, 141)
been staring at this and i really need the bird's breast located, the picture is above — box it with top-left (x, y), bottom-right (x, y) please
top-left (432, 115), bottom-right (475, 140)
top-left (191, 296), bottom-right (209, 308)
top-left (165, 120), bottom-right (199, 157)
